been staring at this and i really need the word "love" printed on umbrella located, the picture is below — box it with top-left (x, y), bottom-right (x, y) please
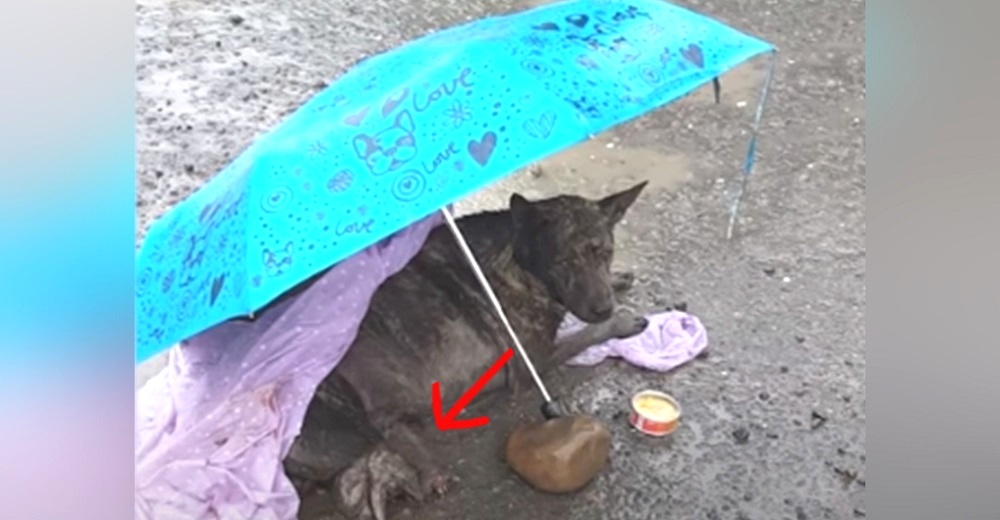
top-left (335, 218), bottom-right (375, 237)
top-left (413, 68), bottom-right (474, 113)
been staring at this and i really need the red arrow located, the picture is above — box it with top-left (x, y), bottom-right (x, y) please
top-left (431, 348), bottom-right (515, 431)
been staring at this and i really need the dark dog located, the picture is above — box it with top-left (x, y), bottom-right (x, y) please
top-left (286, 181), bottom-right (649, 519)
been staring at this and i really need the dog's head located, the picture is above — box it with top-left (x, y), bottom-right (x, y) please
top-left (509, 181), bottom-right (647, 323)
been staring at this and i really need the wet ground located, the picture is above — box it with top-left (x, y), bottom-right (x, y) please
top-left (136, 0), bottom-right (865, 518)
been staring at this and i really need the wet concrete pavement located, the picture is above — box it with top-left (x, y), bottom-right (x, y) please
top-left (136, 0), bottom-right (865, 518)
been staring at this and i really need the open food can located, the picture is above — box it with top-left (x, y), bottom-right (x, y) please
top-left (629, 390), bottom-right (682, 437)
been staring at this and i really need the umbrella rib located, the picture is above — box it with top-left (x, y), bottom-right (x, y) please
top-left (439, 207), bottom-right (554, 403)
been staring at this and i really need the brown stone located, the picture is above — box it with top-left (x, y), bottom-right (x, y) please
top-left (504, 415), bottom-right (611, 493)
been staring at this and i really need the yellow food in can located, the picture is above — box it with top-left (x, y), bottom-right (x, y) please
top-left (634, 394), bottom-right (678, 423)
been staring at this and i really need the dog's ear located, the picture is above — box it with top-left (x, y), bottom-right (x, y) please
top-left (510, 193), bottom-right (538, 233)
top-left (598, 180), bottom-right (648, 226)
top-left (510, 193), bottom-right (532, 232)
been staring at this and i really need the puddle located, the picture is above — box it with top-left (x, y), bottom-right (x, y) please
top-left (691, 62), bottom-right (768, 105)
top-left (455, 138), bottom-right (692, 216)
top-left (533, 138), bottom-right (692, 193)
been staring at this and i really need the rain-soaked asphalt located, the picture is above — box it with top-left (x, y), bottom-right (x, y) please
top-left (136, 0), bottom-right (865, 518)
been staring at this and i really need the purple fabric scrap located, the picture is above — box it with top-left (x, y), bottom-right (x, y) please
top-left (562, 310), bottom-right (709, 371)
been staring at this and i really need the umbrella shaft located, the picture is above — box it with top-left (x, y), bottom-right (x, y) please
top-left (439, 208), bottom-right (553, 403)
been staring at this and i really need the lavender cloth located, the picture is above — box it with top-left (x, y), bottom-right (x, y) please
top-left (135, 213), bottom-right (443, 520)
top-left (135, 210), bottom-right (708, 519)
top-left (562, 310), bottom-right (709, 371)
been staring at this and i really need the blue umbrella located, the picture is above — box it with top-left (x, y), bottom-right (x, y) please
top-left (135, 0), bottom-right (776, 365)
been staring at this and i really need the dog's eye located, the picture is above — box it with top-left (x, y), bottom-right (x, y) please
top-left (589, 244), bottom-right (612, 261)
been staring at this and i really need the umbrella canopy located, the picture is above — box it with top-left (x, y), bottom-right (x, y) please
top-left (135, 0), bottom-right (775, 363)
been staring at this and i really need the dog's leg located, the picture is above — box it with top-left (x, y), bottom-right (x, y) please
top-left (332, 443), bottom-right (424, 520)
top-left (542, 310), bottom-right (648, 371)
top-left (366, 445), bottom-right (424, 520)
top-left (370, 415), bottom-right (451, 500)
top-left (332, 454), bottom-right (371, 519)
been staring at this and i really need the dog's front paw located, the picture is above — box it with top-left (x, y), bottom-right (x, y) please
top-left (609, 311), bottom-right (649, 339)
top-left (333, 444), bottom-right (425, 520)
top-left (421, 470), bottom-right (454, 498)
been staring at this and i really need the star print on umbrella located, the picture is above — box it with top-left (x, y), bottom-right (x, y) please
top-left (444, 101), bottom-right (473, 128)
